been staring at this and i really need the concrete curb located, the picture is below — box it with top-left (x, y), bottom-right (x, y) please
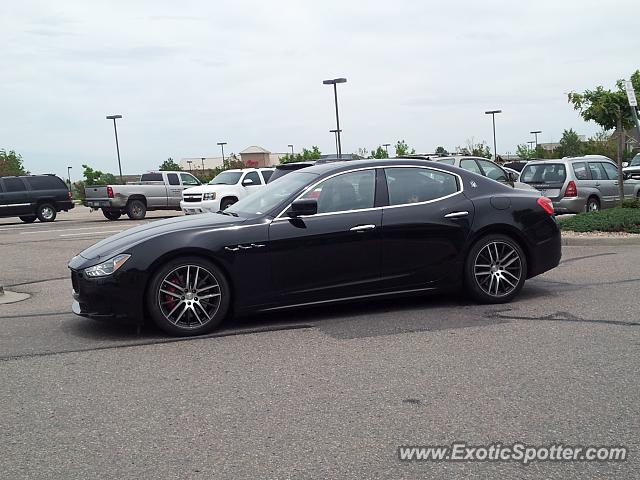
top-left (562, 235), bottom-right (640, 246)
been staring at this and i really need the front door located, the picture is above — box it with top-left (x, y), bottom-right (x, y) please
top-left (268, 168), bottom-right (382, 305)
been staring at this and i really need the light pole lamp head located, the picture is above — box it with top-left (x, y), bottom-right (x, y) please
top-left (530, 130), bottom-right (542, 134)
top-left (106, 114), bottom-right (123, 120)
top-left (217, 142), bottom-right (227, 146)
top-left (484, 110), bottom-right (502, 115)
top-left (323, 78), bottom-right (347, 85)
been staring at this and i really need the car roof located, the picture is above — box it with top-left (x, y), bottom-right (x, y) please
top-left (292, 158), bottom-right (463, 177)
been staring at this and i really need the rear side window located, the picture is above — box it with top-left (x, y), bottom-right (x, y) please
top-left (261, 170), bottom-right (273, 182)
top-left (572, 162), bottom-right (590, 180)
top-left (460, 159), bottom-right (482, 175)
top-left (385, 167), bottom-right (458, 206)
top-left (167, 173), bottom-right (180, 186)
top-left (25, 176), bottom-right (66, 190)
top-left (477, 160), bottom-right (508, 182)
top-left (521, 164), bottom-right (566, 183)
top-left (601, 162), bottom-right (619, 180)
top-left (141, 173), bottom-right (163, 182)
top-left (3, 178), bottom-right (27, 192)
top-left (588, 162), bottom-right (606, 180)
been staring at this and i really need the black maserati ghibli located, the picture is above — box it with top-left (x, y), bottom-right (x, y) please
top-left (69, 159), bottom-right (561, 336)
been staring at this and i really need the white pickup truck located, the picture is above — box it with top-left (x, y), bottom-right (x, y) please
top-left (180, 168), bottom-right (274, 214)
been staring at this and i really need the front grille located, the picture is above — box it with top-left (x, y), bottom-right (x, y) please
top-left (183, 195), bottom-right (202, 203)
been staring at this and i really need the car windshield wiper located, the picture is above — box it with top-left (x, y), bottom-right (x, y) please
top-left (217, 210), bottom-right (239, 217)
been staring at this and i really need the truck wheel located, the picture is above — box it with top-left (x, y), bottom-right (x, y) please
top-left (126, 200), bottom-right (147, 220)
top-left (102, 209), bottom-right (122, 220)
top-left (20, 215), bottom-right (37, 223)
top-left (220, 198), bottom-right (237, 210)
top-left (36, 203), bottom-right (57, 222)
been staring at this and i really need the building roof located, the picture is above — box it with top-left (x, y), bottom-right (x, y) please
top-left (240, 145), bottom-right (271, 154)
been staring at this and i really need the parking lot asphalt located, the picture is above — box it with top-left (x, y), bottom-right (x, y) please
top-left (1, 208), bottom-right (639, 479)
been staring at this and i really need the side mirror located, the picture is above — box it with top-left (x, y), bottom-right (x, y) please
top-left (622, 162), bottom-right (629, 168)
top-left (288, 199), bottom-right (317, 217)
top-left (508, 171), bottom-right (519, 182)
top-left (242, 178), bottom-right (254, 186)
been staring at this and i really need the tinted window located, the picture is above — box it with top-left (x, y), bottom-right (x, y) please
top-left (261, 170), bottom-right (273, 182)
top-left (477, 160), bottom-right (508, 182)
top-left (301, 170), bottom-right (375, 214)
top-left (25, 176), bottom-right (66, 190)
top-left (437, 158), bottom-right (455, 165)
top-left (521, 163), bottom-right (566, 183)
top-left (140, 173), bottom-right (163, 182)
top-left (572, 162), bottom-right (590, 180)
top-left (385, 167), bottom-right (458, 206)
top-left (588, 162), bottom-right (606, 180)
top-left (601, 162), bottom-right (619, 180)
top-left (167, 173), bottom-right (180, 186)
top-left (180, 173), bottom-right (200, 186)
top-left (3, 178), bottom-right (27, 192)
top-left (243, 171), bottom-right (261, 185)
top-left (460, 159), bottom-right (482, 175)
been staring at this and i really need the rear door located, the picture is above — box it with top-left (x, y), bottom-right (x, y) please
top-left (600, 162), bottom-right (625, 202)
top-left (166, 173), bottom-right (183, 206)
top-left (0, 177), bottom-right (31, 216)
top-left (380, 166), bottom-right (474, 289)
top-left (588, 162), bottom-right (616, 207)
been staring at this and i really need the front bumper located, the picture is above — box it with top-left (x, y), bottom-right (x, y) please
top-left (180, 199), bottom-right (220, 215)
top-left (70, 268), bottom-right (145, 324)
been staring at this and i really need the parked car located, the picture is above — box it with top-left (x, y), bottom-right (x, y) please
top-left (425, 156), bottom-right (539, 193)
top-left (85, 171), bottom-right (201, 220)
top-left (180, 168), bottom-right (274, 214)
top-left (69, 159), bottom-right (561, 336)
top-left (503, 161), bottom-right (528, 172)
top-left (267, 162), bottom-right (316, 183)
top-left (520, 155), bottom-right (640, 213)
top-left (622, 153), bottom-right (640, 178)
top-left (0, 174), bottom-right (74, 223)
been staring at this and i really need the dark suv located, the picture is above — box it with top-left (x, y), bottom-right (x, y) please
top-left (0, 174), bottom-right (74, 222)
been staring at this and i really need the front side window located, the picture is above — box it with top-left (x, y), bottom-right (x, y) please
top-left (477, 160), bottom-right (508, 182)
top-left (601, 162), bottom-right (619, 180)
top-left (180, 173), bottom-right (200, 186)
top-left (300, 170), bottom-right (375, 214)
top-left (3, 178), bottom-right (26, 192)
top-left (460, 159), bottom-right (482, 175)
top-left (243, 171), bottom-right (261, 185)
top-left (385, 167), bottom-right (458, 206)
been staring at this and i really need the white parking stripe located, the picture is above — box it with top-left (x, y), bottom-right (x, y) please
top-left (59, 230), bottom-right (123, 237)
top-left (19, 226), bottom-right (125, 235)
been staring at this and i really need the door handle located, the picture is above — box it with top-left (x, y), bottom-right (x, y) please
top-left (444, 211), bottom-right (469, 218)
top-left (350, 224), bottom-right (376, 232)
top-left (595, 183), bottom-right (600, 186)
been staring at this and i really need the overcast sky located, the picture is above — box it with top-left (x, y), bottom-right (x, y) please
top-left (1, 0), bottom-right (639, 180)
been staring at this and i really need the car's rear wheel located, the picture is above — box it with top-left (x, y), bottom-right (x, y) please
top-left (126, 199), bottom-right (147, 220)
top-left (36, 203), bottom-right (57, 222)
top-left (19, 215), bottom-right (37, 223)
top-left (102, 209), bottom-right (122, 220)
top-left (465, 234), bottom-right (527, 304)
top-left (147, 256), bottom-right (231, 336)
top-left (586, 196), bottom-right (600, 212)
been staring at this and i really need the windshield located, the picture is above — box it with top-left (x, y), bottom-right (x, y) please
top-left (226, 172), bottom-right (317, 217)
top-left (209, 171), bottom-right (242, 185)
top-left (630, 154), bottom-right (640, 167)
top-left (520, 163), bottom-right (566, 183)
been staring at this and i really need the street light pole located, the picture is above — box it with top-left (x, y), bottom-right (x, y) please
top-left (67, 166), bottom-right (72, 188)
top-left (187, 160), bottom-right (193, 173)
top-left (106, 114), bottom-right (123, 183)
top-left (530, 130), bottom-right (542, 150)
top-left (201, 157), bottom-right (205, 173)
top-left (382, 143), bottom-right (391, 157)
top-left (329, 129), bottom-right (341, 157)
top-left (527, 140), bottom-right (536, 158)
top-left (323, 78), bottom-right (347, 159)
top-left (217, 142), bottom-right (227, 163)
top-left (288, 144), bottom-right (294, 156)
top-left (484, 110), bottom-right (502, 161)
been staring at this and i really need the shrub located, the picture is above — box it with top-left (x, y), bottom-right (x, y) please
top-left (558, 207), bottom-right (640, 233)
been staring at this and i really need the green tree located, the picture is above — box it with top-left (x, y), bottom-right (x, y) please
top-left (395, 140), bottom-right (415, 156)
top-left (568, 69), bottom-right (640, 200)
top-left (159, 157), bottom-right (181, 171)
top-left (434, 146), bottom-right (449, 155)
top-left (516, 144), bottom-right (536, 160)
top-left (0, 149), bottom-right (28, 176)
top-left (369, 146), bottom-right (389, 159)
top-left (81, 164), bottom-right (117, 186)
top-left (556, 129), bottom-right (583, 157)
top-left (279, 146), bottom-right (322, 164)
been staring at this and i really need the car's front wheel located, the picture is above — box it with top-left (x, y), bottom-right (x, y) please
top-left (465, 234), bottom-right (527, 304)
top-left (146, 256), bottom-right (231, 336)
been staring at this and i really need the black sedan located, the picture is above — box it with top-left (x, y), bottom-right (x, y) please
top-left (69, 159), bottom-right (561, 336)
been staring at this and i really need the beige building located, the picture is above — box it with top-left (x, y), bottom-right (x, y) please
top-left (181, 146), bottom-right (288, 171)
top-left (179, 156), bottom-right (224, 172)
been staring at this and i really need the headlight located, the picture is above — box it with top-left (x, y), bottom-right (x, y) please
top-left (84, 254), bottom-right (131, 277)
top-left (203, 192), bottom-right (216, 201)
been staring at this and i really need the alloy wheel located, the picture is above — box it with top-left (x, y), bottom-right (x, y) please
top-left (41, 206), bottom-right (55, 220)
top-left (157, 265), bottom-right (222, 329)
top-left (473, 241), bottom-right (522, 298)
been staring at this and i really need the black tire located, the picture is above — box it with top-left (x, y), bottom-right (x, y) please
top-left (464, 234), bottom-right (527, 304)
top-left (126, 199), bottom-right (147, 220)
top-left (146, 256), bottom-right (231, 336)
top-left (102, 209), bottom-right (122, 220)
top-left (586, 196), bottom-right (600, 213)
top-left (36, 203), bottom-right (57, 222)
top-left (220, 198), bottom-right (237, 210)
top-left (19, 215), bottom-right (37, 223)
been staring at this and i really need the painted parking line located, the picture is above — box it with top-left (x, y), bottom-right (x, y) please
top-left (59, 230), bottom-right (123, 237)
top-left (19, 226), bottom-right (125, 235)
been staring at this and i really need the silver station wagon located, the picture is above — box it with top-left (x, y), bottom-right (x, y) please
top-left (520, 155), bottom-right (640, 213)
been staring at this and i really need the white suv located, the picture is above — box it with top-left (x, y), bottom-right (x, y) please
top-left (180, 168), bottom-right (274, 214)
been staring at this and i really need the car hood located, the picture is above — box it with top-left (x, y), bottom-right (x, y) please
top-left (75, 213), bottom-right (246, 262)
top-left (183, 184), bottom-right (237, 194)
